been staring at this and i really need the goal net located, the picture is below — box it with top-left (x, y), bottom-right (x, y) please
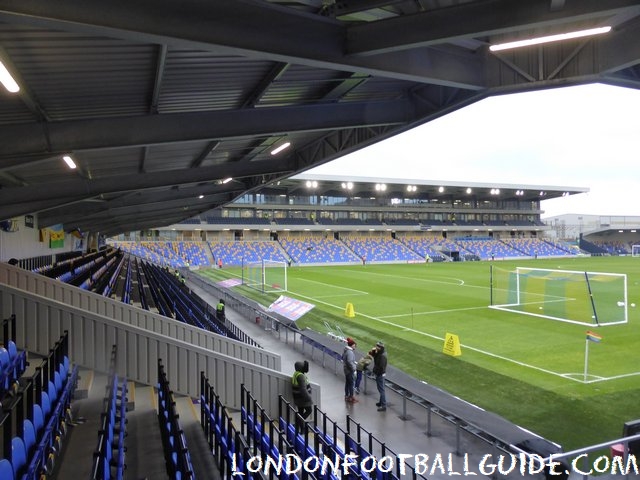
top-left (490, 266), bottom-right (628, 326)
top-left (242, 259), bottom-right (287, 294)
top-left (632, 245), bottom-right (640, 257)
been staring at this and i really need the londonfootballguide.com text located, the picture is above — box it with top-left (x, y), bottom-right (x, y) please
top-left (230, 452), bottom-right (639, 477)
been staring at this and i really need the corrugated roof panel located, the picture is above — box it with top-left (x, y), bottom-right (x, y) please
top-left (81, 149), bottom-right (144, 178)
top-left (259, 64), bottom-right (349, 106)
top-left (0, 24), bottom-right (156, 120)
top-left (159, 50), bottom-right (275, 112)
top-left (0, 94), bottom-right (35, 125)
top-left (341, 76), bottom-right (414, 102)
top-left (145, 141), bottom-right (212, 172)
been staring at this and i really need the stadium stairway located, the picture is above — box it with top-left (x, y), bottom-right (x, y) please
top-left (53, 367), bottom-right (220, 479)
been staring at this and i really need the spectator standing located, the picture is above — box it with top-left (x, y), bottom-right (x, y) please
top-left (216, 299), bottom-right (225, 321)
top-left (372, 341), bottom-right (388, 411)
top-left (342, 338), bottom-right (357, 402)
top-left (355, 347), bottom-right (376, 394)
top-left (291, 360), bottom-right (313, 430)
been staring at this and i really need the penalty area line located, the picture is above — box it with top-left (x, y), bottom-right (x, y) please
top-left (293, 294), bottom-right (583, 382)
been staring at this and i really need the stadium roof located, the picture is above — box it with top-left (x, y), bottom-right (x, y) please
top-left (0, 1), bottom-right (639, 236)
top-left (289, 174), bottom-right (588, 203)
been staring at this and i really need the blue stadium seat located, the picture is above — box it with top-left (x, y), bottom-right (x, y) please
top-left (41, 391), bottom-right (52, 420)
top-left (11, 436), bottom-right (27, 479)
top-left (33, 404), bottom-right (45, 439)
top-left (23, 419), bottom-right (36, 457)
top-left (0, 458), bottom-right (14, 480)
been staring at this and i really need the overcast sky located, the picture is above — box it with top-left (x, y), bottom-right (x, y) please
top-left (303, 83), bottom-right (639, 219)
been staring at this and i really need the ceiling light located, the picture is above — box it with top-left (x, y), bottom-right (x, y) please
top-left (198, 195), bottom-right (204, 199)
top-left (466, 188), bottom-right (472, 194)
top-left (270, 142), bottom-right (291, 155)
top-left (62, 155), bottom-right (77, 169)
top-left (0, 61), bottom-right (19, 93)
top-left (222, 177), bottom-right (232, 184)
top-left (490, 26), bottom-right (611, 52)
top-left (438, 186), bottom-right (444, 193)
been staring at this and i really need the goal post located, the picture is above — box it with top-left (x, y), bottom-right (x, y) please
top-left (489, 265), bottom-right (628, 326)
top-left (632, 245), bottom-right (640, 257)
top-left (242, 259), bottom-right (287, 294)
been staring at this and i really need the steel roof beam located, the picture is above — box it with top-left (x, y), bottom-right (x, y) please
top-left (0, 100), bottom-right (413, 158)
top-left (347, 0), bottom-right (640, 55)
top-left (0, 0), bottom-right (483, 88)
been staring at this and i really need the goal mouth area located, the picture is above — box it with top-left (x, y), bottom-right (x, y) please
top-left (242, 259), bottom-right (288, 294)
top-left (490, 266), bottom-right (628, 327)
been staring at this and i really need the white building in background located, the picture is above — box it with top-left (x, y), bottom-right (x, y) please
top-left (544, 214), bottom-right (640, 240)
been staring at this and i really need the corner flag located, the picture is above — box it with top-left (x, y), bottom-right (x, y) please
top-left (586, 330), bottom-right (602, 343)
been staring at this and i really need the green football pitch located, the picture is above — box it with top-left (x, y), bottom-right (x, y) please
top-left (198, 256), bottom-right (640, 451)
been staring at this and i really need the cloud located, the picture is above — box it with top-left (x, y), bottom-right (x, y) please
top-left (306, 83), bottom-right (640, 217)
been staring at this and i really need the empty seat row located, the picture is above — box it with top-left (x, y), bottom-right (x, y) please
top-left (158, 359), bottom-right (195, 479)
top-left (91, 345), bottom-right (128, 480)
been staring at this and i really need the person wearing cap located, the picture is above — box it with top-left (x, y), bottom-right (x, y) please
top-left (291, 360), bottom-right (313, 430)
top-left (372, 341), bottom-right (388, 411)
top-left (342, 338), bottom-right (357, 402)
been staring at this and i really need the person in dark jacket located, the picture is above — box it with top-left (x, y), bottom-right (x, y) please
top-left (372, 341), bottom-right (388, 411)
top-left (291, 360), bottom-right (312, 429)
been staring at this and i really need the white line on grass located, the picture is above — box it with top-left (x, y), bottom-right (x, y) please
top-left (290, 287), bottom-right (634, 384)
top-left (294, 277), bottom-right (370, 296)
top-left (341, 268), bottom-right (467, 287)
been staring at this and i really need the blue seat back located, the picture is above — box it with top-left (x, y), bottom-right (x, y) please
top-left (11, 436), bottom-right (27, 478)
top-left (41, 391), bottom-right (51, 420)
top-left (33, 404), bottom-right (45, 437)
top-left (23, 419), bottom-right (36, 456)
top-left (7, 341), bottom-right (17, 360)
top-left (0, 458), bottom-right (14, 480)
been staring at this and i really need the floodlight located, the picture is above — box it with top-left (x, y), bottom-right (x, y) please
top-left (270, 142), bottom-right (291, 155)
top-left (62, 155), bottom-right (77, 169)
top-left (490, 26), bottom-right (611, 52)
top-left (0, 60), bottom-right (19, 93)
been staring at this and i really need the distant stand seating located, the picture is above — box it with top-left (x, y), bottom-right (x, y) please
top-left (343, 236), bottom-right (423, 263)
top-left (455, 238), bottom-right (525, 260)
top-left (503, 238), bottom-right (575, 257)
top-left (113, 241), bottom-right (211, 268)
top-left (399, 236), bottom-right (446, 261)
top-left (279, 236), bottom-right (360, 264)
top-left (209, 241), bottom-right (287, 267)
top-left (142, 262), bottom-right (238, 339)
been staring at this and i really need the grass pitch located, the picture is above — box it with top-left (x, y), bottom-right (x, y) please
top-left (198, 256), bottom-right (640, 451)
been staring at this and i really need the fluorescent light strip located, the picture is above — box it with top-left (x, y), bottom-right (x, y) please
top-left (490, 26), bottom-right (611, 52)
top-left (62, 155), bottom-right (77, 169)
top-left (0, 61), bottom-right (20, 93)
top-left (270, 142), bottom-right (291, 155)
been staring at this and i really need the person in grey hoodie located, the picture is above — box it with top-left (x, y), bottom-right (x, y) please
top-left (342, 337), bottom-right (357, 402)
